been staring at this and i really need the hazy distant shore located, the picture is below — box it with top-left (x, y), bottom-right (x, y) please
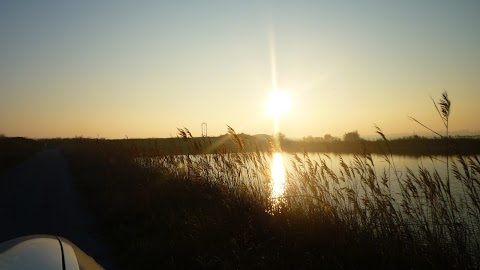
top-left (2, 135), bottom-right (480, 159)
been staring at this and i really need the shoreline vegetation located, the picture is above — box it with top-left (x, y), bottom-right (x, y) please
top-left (59, 129), bottom-right (480, 269)
top-left (2, 132), bottom-right (480, 268)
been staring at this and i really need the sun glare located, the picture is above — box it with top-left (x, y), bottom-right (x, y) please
top-left (267, 91), bottom-right (291, 117)
top-left (271, 152), bottom-right (286, 198)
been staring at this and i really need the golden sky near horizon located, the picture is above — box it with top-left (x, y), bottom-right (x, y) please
top-left (1, 1), bottom-right (479, 139)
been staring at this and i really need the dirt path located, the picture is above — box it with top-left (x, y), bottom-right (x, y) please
top-left (0, 149), bottom-right (113, 269)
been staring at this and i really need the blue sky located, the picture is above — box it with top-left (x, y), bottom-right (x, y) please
top-left (1, 1), bottom-right (479, 138)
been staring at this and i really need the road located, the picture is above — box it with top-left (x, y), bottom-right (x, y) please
top-left (0, 149), bottom-right (113, 269)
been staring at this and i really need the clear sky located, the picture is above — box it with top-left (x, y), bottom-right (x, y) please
top-left (1, 1), bottom-right (479, 139)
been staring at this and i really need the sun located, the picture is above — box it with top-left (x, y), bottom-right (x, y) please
top-left (267, 90), bottom-right (291, 117)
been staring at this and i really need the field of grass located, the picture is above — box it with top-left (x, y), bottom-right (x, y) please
top-left (59, 93), bottom-right (480, 269)
top-left (62, 128), bottom-right (480, 269)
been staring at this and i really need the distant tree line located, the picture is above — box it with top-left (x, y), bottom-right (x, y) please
top-left (282, 132), bottom-right (480, 156)
top-left (1, 132), bottom-right (479, 157)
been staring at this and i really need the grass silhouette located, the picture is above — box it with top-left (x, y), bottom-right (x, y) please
top-left (62, 92), bottom-right (479, 269)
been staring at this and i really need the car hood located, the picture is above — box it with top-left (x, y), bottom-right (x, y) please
top-left (0, 235), bottom-right (104, 270)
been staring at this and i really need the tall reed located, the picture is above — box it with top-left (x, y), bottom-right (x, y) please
top-left (66, 92), bottom-right (479, 268)
top-left (132, 92), bottom-right (479, 268)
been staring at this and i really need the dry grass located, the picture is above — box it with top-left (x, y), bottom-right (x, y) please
top-left (63, 92), bottom-right (479, 269)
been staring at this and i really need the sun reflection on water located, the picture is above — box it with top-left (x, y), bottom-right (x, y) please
top-left (271, 152), bottom-right (286, 199)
